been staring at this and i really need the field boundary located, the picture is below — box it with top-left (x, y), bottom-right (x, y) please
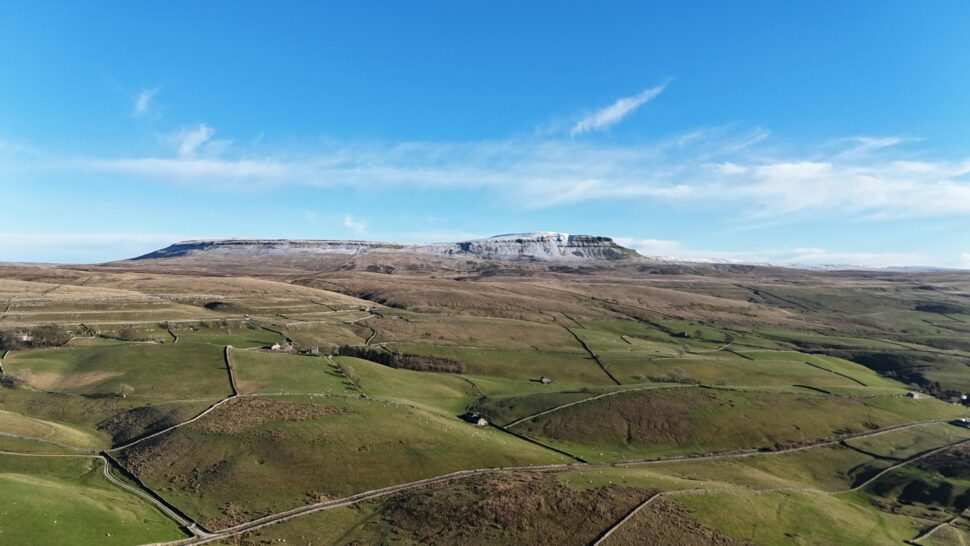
top-left (564, 327), bottom-right (622, 385)
top-left (137, 419), bottom-right (970, 546)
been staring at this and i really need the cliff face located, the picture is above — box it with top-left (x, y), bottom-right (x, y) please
top-left (414, 233), bottom-right (635, 261)
top-left (133, 233), bottom-right (639, 262)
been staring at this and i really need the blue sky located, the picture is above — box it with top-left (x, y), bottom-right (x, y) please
top-left (2, 1), bottom-right (970, 266)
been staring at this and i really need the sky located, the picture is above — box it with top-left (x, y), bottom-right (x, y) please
top-left (2, 1), bottom-right (970, 267)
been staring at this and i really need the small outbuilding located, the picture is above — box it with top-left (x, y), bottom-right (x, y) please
top-left (460, 412), bottom-right (489, 427)
top-left (906, 391), bottom-right (921, 399)
top-left (270, 343), bottom-right (283, 351)
top-left (539, 376), bottom-right (553, 385)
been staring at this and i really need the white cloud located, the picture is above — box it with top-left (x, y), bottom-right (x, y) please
top-left (133, 88), bottom-right (159, 117)
top-left (571, 84), bottom-right (666, 136)
top-left (13, 117), bottom-right (970, 221)
top-left (959, 252), bottom-right (970, 269)
top-left (176, 124), bottom-right (216, 158)
top-left (343, 214), bottom-right (367, 235)
top-left (615, 237), bottom-right (929, 268)
top-left (0, 232), bottom-right (200, 263)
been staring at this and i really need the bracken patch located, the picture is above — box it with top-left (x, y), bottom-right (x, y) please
top-left (189, 397), bottom-right (349, 435)
top-left (376, 473), bottom-right (650, 545)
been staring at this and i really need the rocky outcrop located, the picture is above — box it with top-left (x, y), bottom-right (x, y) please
top-left (133, 232), bottom-right (639, 263)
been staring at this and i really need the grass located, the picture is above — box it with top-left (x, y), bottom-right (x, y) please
top-left (115, 395), bottom-right (568, 528)
top-left (0, 409), bottom-right (101, 450)
top-left (0, 435), bottom-right (80, 454)
top-left (0, 385), bottom-right (218, 449)
top-left (673, 490), bottom-right (926, 546)
top-left (4, 342), bottom-right (232, 399)
top-left (601, 354), bottom-right (877, 388)
top-left (476, 384), bottom-right (678, 426)
top-left (0, 454), bottom-right (185, 545)
top-left (172, 323), bottom-right (281, 348)
top-left (385, 343), bottom-right (615, 386)
top-left (559, 422), bottom-right (970, 495)
top-left (207, 504), bottom-right (377, 546)
top-left (231, 349), bottom-right (349, 395)
top-left (923, 524), bottom-right (970, 546)
top-left (336, 356), bottom-right (477, 415)
top-left (514, 388), bottom-right (968, 462)
top-left (862, 442), bottom-right (970, 519)
top-left (845, 421), bottom-right (970, 459)
top-left (741, 351), bottom-right (906, 389)
top-left (367, 314), bottom-right (584, 351)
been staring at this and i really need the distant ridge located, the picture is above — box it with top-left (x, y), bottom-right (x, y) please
top-left (133, 232), bottom-right (641, 263)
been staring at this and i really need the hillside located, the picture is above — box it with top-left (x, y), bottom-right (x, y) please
top-left (2, 251), bottom-right (969, 545)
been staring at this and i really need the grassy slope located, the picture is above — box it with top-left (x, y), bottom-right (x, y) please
top-left (385, 343), bottom-right (614, 386)
top-left (0, 454), bottom-right (185, 545)
top-left (336, 356), bottom-right (477, 415)
top-left (674, 490), bottom-right (924, 546)
top-left (232, 350), bottom-right (349, 395)
top-left (0, 409), bottom-right (101, 450)
top-left (115, 395), bottom-right (568, 527)
top-left (515, 388), bottom-right (967, 461)
top-left (4, 342), bottom-right (231, 399)
top-left (0, 385), bottom-right (218, 449)
top-left (207, 505), bottom-right (375, 546)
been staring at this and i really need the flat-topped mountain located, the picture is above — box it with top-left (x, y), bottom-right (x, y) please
top-left (133, 232), bottom-right (640, 263)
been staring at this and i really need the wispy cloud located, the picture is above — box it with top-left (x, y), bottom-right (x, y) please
top-left (133, 88), bottom-right (160, 117)
top-left (176, 123), bottom-right (216, 158)
top-left (343, 214), bottom-right (367, 234)
top-left (571, 84), bottom-right (666, 136)
top-left (615, 237), bottom-right (930, 268)
top-left (0, 232), bottom-right (200, 263)
top-left (12, 117), bottom-right (970, 221)
top-left (959, 252), bottom-right (970, 269)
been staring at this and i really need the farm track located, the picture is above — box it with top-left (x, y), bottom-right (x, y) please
top-left (137, 419), bottom-right (969, 546)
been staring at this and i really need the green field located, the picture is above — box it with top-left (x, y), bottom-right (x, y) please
top-left (385, 343), bottom-right (615, 386)
top-left (232, 349), bottom-right (350, 395)
top-left (673, 490), bottom-right (926, 546)
top-left (115, 395), bottom-right (568, 528)
top-left (514, 388), bottom-right (968, 461)
top-left (4, 257), bottom-right (970, 545)
top-left (0, 454), bottom-right (185, 545)
top-left (4, 342), bottom-right (232, 399)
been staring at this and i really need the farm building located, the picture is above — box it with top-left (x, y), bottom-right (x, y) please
top-left (539, 376), bottom-right (553, 384)
top-left (460, 412), bottom-right (489, 427)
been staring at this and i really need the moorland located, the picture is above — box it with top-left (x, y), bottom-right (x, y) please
top-left (2, 233), bottom-right (969, 545)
